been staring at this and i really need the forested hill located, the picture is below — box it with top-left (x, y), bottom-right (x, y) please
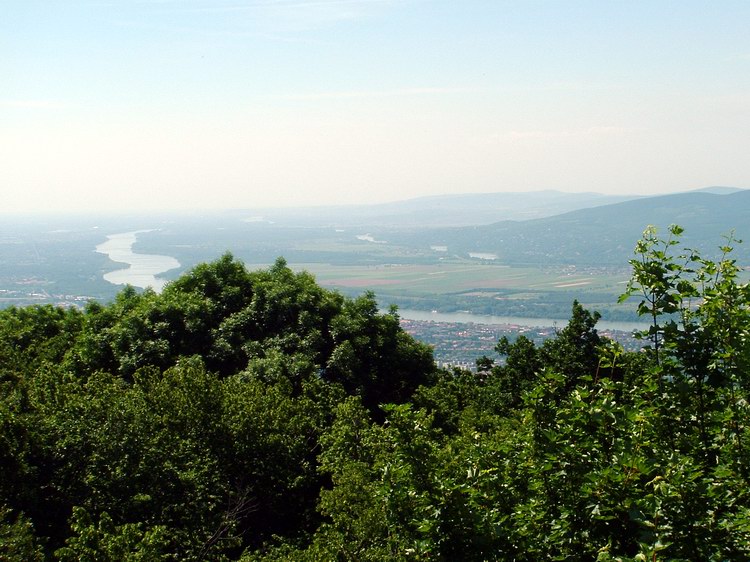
top-left (2, 228), bottom-right (750, 560)
top-left (388, 189), bottom-right (750, 265)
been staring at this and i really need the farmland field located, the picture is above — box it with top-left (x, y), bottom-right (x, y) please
top-left (274, 259), bottom-right (635, 321)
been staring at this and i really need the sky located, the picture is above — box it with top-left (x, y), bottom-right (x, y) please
top-left (3, 1), bottom-right (750, 213)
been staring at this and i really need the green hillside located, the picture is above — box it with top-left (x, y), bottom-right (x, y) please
top-left (387, 190), bottom-right (750, 265)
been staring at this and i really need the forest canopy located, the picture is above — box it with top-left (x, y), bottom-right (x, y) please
top-left (1, 227), bottom-right (750, 561)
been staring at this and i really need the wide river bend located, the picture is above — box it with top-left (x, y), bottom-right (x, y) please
top-left (96, 230), bottom-right (180, 292)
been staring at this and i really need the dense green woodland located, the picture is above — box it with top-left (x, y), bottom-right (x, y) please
top-left (2, 226), bottom-right (750, 560)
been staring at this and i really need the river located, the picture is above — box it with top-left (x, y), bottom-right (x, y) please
top-left (394, 308), bottom-right (648, 332)
top-left (96, 230), bottom-right (180, 292)
top-left (93, 234), bottom-right (643, 329)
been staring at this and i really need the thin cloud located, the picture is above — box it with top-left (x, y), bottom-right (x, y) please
top-left (215, 0), bottom-right (399, 32)
top-left (188, 0), bottom-right (397, 10)
top-left (102, 0), bottom-right (409, 38)
top-left (280, 86), bottom-right (480, 100)
top-left (0, 99), bottom-right (66, 110)
top-left (149, 0), bottom-right (403, 27)
top-left (488, 126), bottom-right (640, 142)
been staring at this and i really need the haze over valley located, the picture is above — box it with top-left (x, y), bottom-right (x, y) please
top-left (3, 187), bottom-right (747, 327)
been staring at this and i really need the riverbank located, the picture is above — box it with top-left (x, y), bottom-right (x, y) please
top-left (95, 230), bottom-right (181, 292)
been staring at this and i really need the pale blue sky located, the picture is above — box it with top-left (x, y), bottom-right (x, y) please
top-left (3, 1), bottom-right (749, 213)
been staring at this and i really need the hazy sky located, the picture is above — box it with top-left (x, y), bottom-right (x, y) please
top-left (3, 1), bottom-right (750, 213)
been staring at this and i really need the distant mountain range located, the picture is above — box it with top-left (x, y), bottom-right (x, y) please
top-left (690, 186), bottom-right (746, 195)
top-left (382, 188), bottom-right (750, 265)
top-left (243, 190), bottom-right (641, 228)
top-left (161, 186), bottom-right (750, 267)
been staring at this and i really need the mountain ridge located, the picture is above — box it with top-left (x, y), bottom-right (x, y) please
top-left (383, 189), bottom-right (750, 265)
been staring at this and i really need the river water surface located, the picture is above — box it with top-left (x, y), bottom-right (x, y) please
top-left (395, 308), bottom-right (648, 332)
top-left (96, 231), bottom-right (180, 292)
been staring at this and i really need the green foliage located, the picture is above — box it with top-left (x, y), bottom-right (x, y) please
top-left (2, 237), bottom-right (750, 560)
top-left (474, 300), bottom-right (607, 414)
top-left (0, 504), bottom-right (44, 561)
top-left (326, 297), bottom-right (435, 413)
top-left (620, 224), bottom-right (695, 366)
top-left (55, 507), bottom-right (168, 562)
top-left (0, 305), bottom-right (83, 378)
top-left (0, 254), bottom-right (436, 559)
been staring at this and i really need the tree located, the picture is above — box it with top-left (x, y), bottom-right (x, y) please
top-left (326, 297), bottom-right (435, 414)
